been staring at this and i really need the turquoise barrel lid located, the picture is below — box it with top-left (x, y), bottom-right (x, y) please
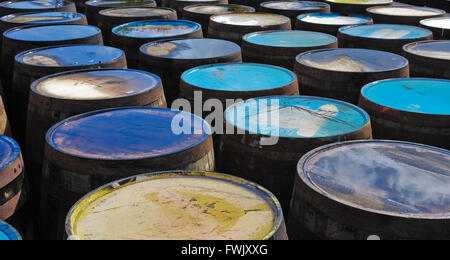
top-left (4, 24), bottom-right (100, 42)
top-left (85, 0), bottom-right (155, 7)
top-left (299, 140), bottom-right (450, 218)
top-left (339, 24), bottom-right (432, 40)
top-left (361, 78), bottom-right (450, 115)
top-left (182, 63), bottom-right (296, 91)
top-left (403, 40), bottom-right (450, 60)
top-left (0, 221), bottom-right (21, 240)
top-left (0, 0), bottom-right (72, 9)
top-left (261, 1), bottom-right (329, 10)
top-left (225, 96), bottom-right (370, 138)
top-left (46, 107), bottom-right (211, 160)
top-left (112, 19), bottom-right (201, 38)
top-left (1, 12), bottom-right (85, 24)
top-left (0, 135), bottom-right (20, 171)
top-left (297, 12), bottom-right (372, 25)
top-left (243, 30), bottom-right (336, 48)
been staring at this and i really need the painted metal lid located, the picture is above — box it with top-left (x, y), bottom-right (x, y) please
top-left (326, 0), bottom-right (392, 4)
top-left (99, 7), bottom-right (174, 17)
top-left (296, 48), bottom-right (408, 73)
top-left (0, 135), bottom-right (20, 171)
top-left (183, 4), bottom-right (255, 15)
top-left (361, 78), bottom-right (450, 115)
top-left (85, 0), bottom-right (155, 7)
top-left (47, 107), bottom-right (211, 160)
top-left (67, 171), bottom-right (283, 240)
top-left (420, 17), bottom-right (450, 30)
top-left (4, 24), bottom-right (100, 42)
top-left (141, 38), bottom-right (240, 59)
top-left (182, 63), bottom-right (296, 91)
top-left (112, 19), bottom-right (201, 38)
top-left (1, 11), bottom-right (84, 24)
top-left (17, 45), bottom-right (124, 67)
top-left (0, 221), bottom-right (21, 240)
top-left (225, 96), bottom-right (370, 138)
top-left (297, 12), bottom-right (371, 26)
top-left (0, 0), bottom-right (72, 9)
top-left (210, 13), bottom-right (290, 26)
top-left (243, 30), bottom-right (336, 48)
top-left (261, 1), bottom-right (329, 10)
top-left (299, 140), bottom-right (450, 218)
top-left (403, 40), bottom-right (450, 60)
top-left (367, 6), bottom-right (445, 17)
top-left (339, 24), bottom-right (432, 40)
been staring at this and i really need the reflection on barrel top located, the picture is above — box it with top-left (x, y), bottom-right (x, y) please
top-left (326, 0), bottom-right (392, 4)
top-left (370, 6), bottom-right (442, 16)
top-left (186, 5), bottom-right (254, 14)
top-left (115, 24), bottom-right (193, 37)
top-left (102, 7), bottom-right (173, 17)
top-left (211, 13), bottom-right (289, 26)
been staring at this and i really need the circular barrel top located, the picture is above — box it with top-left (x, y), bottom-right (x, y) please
top-left (67, 171), bottom-right (283, 240)
top-left (0, 135), bottom-right (20, 171)
top-left (403, 40), bottom-right (450, 60)
top-left (0, 0), bottom-right (73, 10)
top-left (99, 7), bottom-right (175, 17)
top-left (339, 24), bottom-right (432, 40)
top-left (243, 30), bottom-right (337, 48)
top-left (367, 6), bottom-right (445, 18)
top-left (361, 78), bottom-right (450, 115)
top-left (85, 0), bottom-right (156, 8)
top-left (0, 221), bottom-right (21, 240)
top-left (47, 107), bottom-right (211, 160)
top-left (112, 19), bottom-right (201, 38)
top-left (182, 63), bottom-right (296, 91)
top-left (326, 0), bottom-right (392, 4)
top-left (420, 17), bottom-right (450, 32)
top-left (1, 11), bottom-right (85, 24)
top-left (4, 24), bottom-right (101, 42)
top-left (299, 140), bottom-right (450, 218)
top-left (225, 96), bottom-right (370, 138)
top-left (183, 4), bottom-right (255, 14)
top-left (296, 48), bottom-right (408, 73)
top-left (260, 1), bottom-right (329, 11)
top-left (297, 13), bottom-right (372, 26)
top-left (16, 45), bottom-right (124, 67)
top-left (210, 13), bottom-right (290, 26)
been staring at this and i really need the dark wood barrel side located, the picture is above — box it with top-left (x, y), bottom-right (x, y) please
top-left (0, 96), bottom-right (12, 137)
top-left (259, 1), bottom-right (330, 27)
top-left (295, 13), bottom-right (373, 36)
top-left (366, 5), bottom-right (445, 25)
top-left (326, 0), bottom-right (393, 14)
top-left (0, 0), bottom-right (76, 17)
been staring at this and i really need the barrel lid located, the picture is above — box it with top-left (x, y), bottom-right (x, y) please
top-left (182, 63), bottom-right (296, 91)
top-left (339, 24), bottom-right (432, 40)
top-left (296, 48), bottom-right (408, 73)
top-left (326, 0), bottom-right (392, 4)
top-left (297, 13), bottom-right (372, 26)
top-left (0, 221), bottom-right (21, 240)
top-left (141, 38), bottom-right (240, 60)
top-left (361, 78), bottom-right (450, 115)
top-left (17, 45), bottom-right (124, 67)
top-left (403, 40), bottom-right (450, 60)
top-left (0, 135), bottom-right (20, 171)
top-left (260, 1), bottom-right (329, 11)
top-left (210, 13), bottom-right (290, 26)
top-left (183, 4), bottom-right (255, 15)
top-left (47, 107), bottom-right (211, 160)
top-left (367, 5), bottom-right (445, 17)
top-left (33, 69), bottom-right (160, 100)
top-left (85, 0), bottom-right (155, 7)
top-left (67, 171), bottom-right (283, 240)
top-left (299, 140), bottom-right (450, 219)
top-left (225, 96), bottom-right (369, 138)
top-left (243, 30), bottom-right (336, 48)
top-left (99, 7), bottom-right (174, 17)
top-left (112, 19), bottom-right (201, 38)
top-left (420, 17), bottom-right (450, 30)
top-left (1, 11), bottom-right (85, 24)
top-left (0, 0), bottom-right (72, 9)
top-left (4, 24), bottom-right (100, 42)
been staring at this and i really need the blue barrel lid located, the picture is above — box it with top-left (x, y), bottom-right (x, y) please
top-left (141, 38), bottom-right (240, 60)
top-left (0, 0), bottom-right (72, 9)
top-left (182, 63), bottom-right (296, 91)
top-left (225, 96), bottom-right (370, 138)
top-left (4, 24), bottom-right (100, 42)
top-left (299, 140), bottom-right (450, 218)
top-left (47, 107), bottom-right (211, 160)
top-left (361, 78), bottom-right (450, 115)
top-left (85, 0), bottom-right (155, 7)
top-left (339, 24), bottom-right (432, 40)
top-left (1, 11), bottom-right (85, 24)
top-left (297, 12), bottom-right (372, 25)
top-left (0, 221), bottom-right (21, 240)
top-left (112, 20), bottom-right (201, 39)
top-left (403, 40), bottom-right (450, 60)
top-left (243, 30), bottom-right (336, 48)
top-left (0, 135), bottom-right (20, 171)
top-left (261, 1), bottom-right (329, 10)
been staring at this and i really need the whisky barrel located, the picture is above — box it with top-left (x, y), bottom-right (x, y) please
top-left (242, 30), bottom-right (337, 70)
top-left (139, 38), bottom-right (242, 105)
top-left (0, 0), bottom-right (76, 17)
top-left (294, 48), bottom-right (409, 104)
top-left (98, 7), bottom-right (177, 45)
top-left (208, 13), bottom-right (291, 45)
top-left (338, 24), bottom-right (433, 54)
top-left (420, 17), bottom-right (450, 40)
top-left (325, 0), bottom-right (393, 14)
top-left (171, 0), bottom-right (228, 16)
top-left (84, 0), bottom-right (157, 26)
top-left (402, 40), bottom-right (450, 79)
top-left (219, 96), bottom-right (372, 217)
top-left (0, 221), bottom-right (21, 240)
top-left (0, 96), bottom-right (11, 137)
top-left (66, 171), bottom-right (287, 240)
top-left (259, 1), bottom-right (330, 27)
top-left (358, 78), bottom-right (450, 150)
top-left (182, 4), bottom-right (255, 35)
top-left (366, 6), bottom-right (445, 25)
top-left (289, 140), bottom-right (450, 240)
top-left (295, 13), bottom-right (373, 36)
top-left (111, 20), bottom-right (203, 68)
top-left (228, 0), bottom-right (265, 10)
top-left (41, 107), bottom-right (213, 239)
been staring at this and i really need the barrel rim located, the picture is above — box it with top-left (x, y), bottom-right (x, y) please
top-left (65, 170), bottom-right (285, 240)
top-left (366, 5), bottom-right (446, 18)
top-left (209, 12), bottom-right (291, 26)
top-left (0, 221), bottom-right (21, 240)
top-left (182, 3), bottom-right (255, 14)
top-left (0, 135), bottom-right (20, 171)
top-left (420, 16), bottom-right (450, 30)
top-left (3, 23), bottom-right (101, 42)
top-left (98, 6), bottom-right (176, 17)
top-left (242, 29), bottom-right (337, 48)
top-left (325, 0), bottom-right (393, 6)
top-left (297, 139), bottom-right (450, 220)
top-left (296, 12), bottom-right (373, 26)
top-left (0, 0), bottom-right (75, 9)
top-left (260, 0), bottom-right (330, 11)
top-left (338, 23), bottom-right (433, 40)
top-left (84, 0), bottom-right (156, 7)
top-left (111, 19), bottom-right (201, 39)
top-left (0, 11), bottom-right (86, 23)
top-left (402, 40), bottom-right (450, 62)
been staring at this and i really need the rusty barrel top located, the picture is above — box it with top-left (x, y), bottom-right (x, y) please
top-left (183, 3), bottom-right (254, 15)
top-left (210, 12), bottom-right (290, 27)
top-left (339, 24), bottom-right (432, 41)
top-left (85, 0), bottom-right (156, 8)
top-left (0, 221), bottom-right (21, 240)
top-left (298, 140), bottom-right (450, 219)
top-left (4, 24), bottom-right (101, 42)
top-left (1, 11), bottom-right (85, 25)
top-left (420, 17), bottom-right (450, 39)
top-left (99, 7), bottom-right (175, 18)
top-left (366, 6), bottom-right (445, 24)
top-left (112, 19), bottom-right (201, 39)
top-left (243, 30), bottom-right (336, 48)
top-left (260, 1), bottom-right (329, 12)
top-left (403, 40), bottom-right (450, 62)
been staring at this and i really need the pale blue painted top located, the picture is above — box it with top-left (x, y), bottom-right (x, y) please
top-left (182, 63), bottom-right (296, 91)
top-left (4, 24), bottom-right (100, 42)
top-left (112, 20), bottom-right (200, 38)
top-left (297, 13), bottom-right (372, 26)
top-left (2, 12), bottom-right (85, 24)
top-left (0, 136), bottom-right (20, 171)
top-left (85, 0), bottom-right (155, 7)
top-left (243, 30), bottom-right (337, 48)
top-left (362, 78), bottom-right (450, 115)
top-left (225, 96), bottom-right (369, 138)
top-left (339, 24), bottom-right (432, 39)
top-left (0, 222), bottom-right (21, 240)
top-left (0, 0), bottom-right (71, 9)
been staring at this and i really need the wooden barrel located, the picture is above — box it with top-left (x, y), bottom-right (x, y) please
top-left (338, 24), bottom-right (433, 54)
top-left (325, 0), bottom-right (393, 14)
top-left (0, 96), bottom-right (11, 137)
top-left (208, 13), bottom-right (291, 45)
top-left (402, 40), bottom-right (450, 79)
top-left (259, 1), bottom-right (330, 27)
top-left (420, 17), bottom-right (450, 40)
top-left (41, 107), bottom-right (213, 239)
top-left (289, 140), bottom-right (450, 240)
top-left (295, 13), bottom-right (373, 36)
top-left (358, 78), bottom-right (450, 150)
top-left (111, 20), bottom-right (203, 69)
top-left (242, 30), bottom-right (338, 70)
top-left (220, 96), bottom-right (372, 217)
top-left (171, 0), bottom-right (228, 16)
top-left (366, 5), bottom-right (445, 25)
top-left (84, 0), bottom-right (157, 26)
top-left (66, 171), bottom-right (287, 240)
top-left (294, 48), bottom-right (409, 104)
top-left (98, 7), bottom-right (177, 45)
top-left (0, 221), bottom-right (21, 240)
top-left (139, 38), bottom-right (242, 105)
top-left (0, 0), bottom-right (76, 17)
top-left (228, 0), bottom-right (266, 10)
top-left (182, 4), bottom-right (255, 35)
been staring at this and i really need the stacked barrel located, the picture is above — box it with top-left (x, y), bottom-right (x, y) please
top-left (0, 0), bottom-right (447, 241)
